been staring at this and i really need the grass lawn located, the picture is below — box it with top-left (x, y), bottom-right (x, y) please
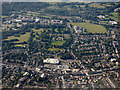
top-left (5, 32), bottom-right (30, 43)
top-left (32, 28), bottom-right (44, 34)
top-left (26, 13), bottom-right (32, 16)
top-left (52, 40), bottom-right (66, 46)
top-left (43, 16), bottom-right (51, 19)
top-left (47, 2), bottom-right (57, 4)
top-left (100, 21), bottom-right (109, 23)
top-left (47, 6), bottom-right (59, 9)
top-left (48, 47), bottom-right (64, 51)
top-left (15, 44), bottom-right (27, 47)
top-left (55, 28), bottom-right (58, 32)
top-left (2, 16), bottom-right (8, 18)
top-left (71, 22), bottom-right (107, 33)
top-left (89, 3), bottom-right (105, 8)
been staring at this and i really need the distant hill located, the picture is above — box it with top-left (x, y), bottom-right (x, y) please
top-left (2, 0), bottom-right (120, 2)
top-left (2, 2), bottom-right (50, 15)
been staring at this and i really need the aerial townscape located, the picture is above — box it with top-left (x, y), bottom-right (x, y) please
top-left (1, 2), bottom-right (120, 89)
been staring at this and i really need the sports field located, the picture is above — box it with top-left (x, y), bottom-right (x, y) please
top-left (71, 22), bottom-right (107, 33)
top-left (52, 40), bottom-right (66, 46)
top-left (89, 3), bottom-right (105, 8)
top-left (5, 32), bottom-right (30, 43)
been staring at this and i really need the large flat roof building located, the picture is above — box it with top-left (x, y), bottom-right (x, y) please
top-left (43, 58), bottom-right (60, 64)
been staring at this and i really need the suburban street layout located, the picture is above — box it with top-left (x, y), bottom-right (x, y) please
top-left (2, 2), bottom-right (120, 88)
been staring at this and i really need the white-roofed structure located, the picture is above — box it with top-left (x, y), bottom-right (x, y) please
top-left (74, 26), bottom-right (82, 33)
top-left (40, 73), bottom-right (45, 78)
top-left (109, 21), bottom-right (117, 25)
top-left (111, 58), bottom-right (116, 62)
top-left (43, 58), bottom-right (60, 64)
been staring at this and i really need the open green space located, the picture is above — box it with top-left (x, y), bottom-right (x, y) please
top-left (48, 47), bottom-right (64, 51)
top-left (89, 3), bottom-right (105, 8)
top-left (71, 22), bottom-right (107, 33)
top-left (32, 28), bottom-right (44, 34)
top-left (47, 6), bottom-right (59, 9)
top-left (43, 15), bottom-right (51, 19)
top-left (52, 40), bottom-right (66, 46)
top-left (47, 2), bottom-right (57, 4)
top-left (15, 44), bottom-right (27, 47)
top-left (5, 32), bottom-right (30, 43)
top-left (2, 16), bottom-right (8, 18)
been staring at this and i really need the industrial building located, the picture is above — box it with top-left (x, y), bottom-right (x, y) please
top-left (43, 58), bottom-right (60, 64)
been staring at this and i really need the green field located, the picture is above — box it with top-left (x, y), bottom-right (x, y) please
top-left (47, 6), bottom-right (59, 9)
top-left (52, 40), bottom-right (66, 46)
top-left (89, 3), bottom-right (105, 8)
top-left (32, 28), bottom-right (44, 34)
top-left (47, 2), bottom-right (57, 4)
top-left (5, 32), bottom-right (30, 43)
top-left (48, 47), bottom-right (64, 51)
top-left (2, 16), bottom-right (8, 18)
top-left (15, 44), bottom-right (27, 47)
top-left (71, 22), bottom-right (107, 33)
top-left (43, 16), bottom-right (51, 19)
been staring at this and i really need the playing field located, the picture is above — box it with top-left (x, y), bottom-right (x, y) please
top-left (52, 40), bottom-right (66, 46)
top-left (15, 44), bottom-right (27, 47)
top-left (71, 22), bottom-right (107, 33)
top-left (89, 3), bottom-right (105, 8)
top-left (2, 16), bottom-right (8, 18)
top-left (5, 32), bottom-right (30, 43)
top-left (48, 47), bottom-right (64, 51)
top-left (32, 28), bottom-right (44, 34)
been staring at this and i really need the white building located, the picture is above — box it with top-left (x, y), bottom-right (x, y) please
top-left (15, 19), bottom-right (22, 22)
top-left (35, 68), bottom-right (41, 72)
top-left (109, 21), bottom-right (117, 25)
top-left (43, 58), bottom-right (60, 64)
top-left (35, 18), bottom-right (40, 22)
top-left (111, 58), bottom-right (116, 62)
top-left (97, 15), bottom-right (105, 19)
top-left (51, 20), bottom-right (63, 24)
top-left (40, 73), bottom-right (45, 78)
top-left (114, 8), bottom-right (120, 12)
top-left (116, 62), bottom-right (119, 65)
top-left (91, 68), bottom-right (95, 72)
top-left (23, 72), bottom-right (29, 76)
top-left (15, 83), bottom-right (21, 88)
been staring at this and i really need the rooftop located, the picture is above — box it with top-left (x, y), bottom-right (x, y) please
top-left (43, 58), bottom-right (60, 64)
